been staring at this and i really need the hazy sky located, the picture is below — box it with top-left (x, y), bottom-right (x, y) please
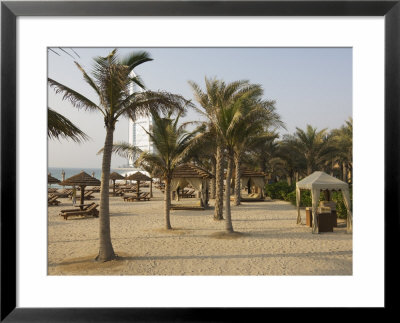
top-left (48, 47), bottom-right (352, 168)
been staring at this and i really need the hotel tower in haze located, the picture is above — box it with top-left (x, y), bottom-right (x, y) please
top-left (127, 72), bottom-right (154, 167)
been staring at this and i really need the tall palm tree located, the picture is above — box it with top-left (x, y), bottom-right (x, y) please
top-left (189, 78), bottom-right (226, 221)
top-left (48, 49), bottom-right (189, 261)
top-left (190, 78), bottom-right (264, 232)
top-left (48, 107), bottom-right (89, 142)
top-left (135, 110), bottom-right (197, 229)
top-left (231, 99), bottom-right (284, 205)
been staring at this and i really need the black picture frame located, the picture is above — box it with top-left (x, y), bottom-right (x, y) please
top-left (1, 1), bottom-right (398, 321)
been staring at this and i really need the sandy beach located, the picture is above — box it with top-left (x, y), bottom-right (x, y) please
top-left (48, 188), bottom-right (352, 276)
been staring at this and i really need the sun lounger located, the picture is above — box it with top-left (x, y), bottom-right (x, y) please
top-left (48, 195), bottom-right (61, 206)
top-left (48, 188), bottom-right (59, 194)
top-left (72, 190), bottom-right (95, 200)
top-left (52, 189), bottom-right (72, 198)
top-left (181, 189), bottom-right (195, 198)
top-left (123, 192), bottom-right (144, 202)
top-left (139, 192), bottom-right (151, 201)
top-left (114, 189), bottom-right (125, 196)
top-left (59, 203), bottom-right (99, 220)
top-left (58, 202), bottom-right (96, 214)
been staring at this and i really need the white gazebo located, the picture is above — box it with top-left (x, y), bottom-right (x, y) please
top-left (171, 163), bottom-right (213, 208)
top-left (296, 171), bottom-right (352, 234)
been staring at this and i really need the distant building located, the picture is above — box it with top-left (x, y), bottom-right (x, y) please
top-left (128, 116), bottom-right (154, 166)
top-left (127, 72), bottom-right (154, 167)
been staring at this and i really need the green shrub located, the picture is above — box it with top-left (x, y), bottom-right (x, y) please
top-left (331, 190), bottom-right (352, 219)
top-left (265, 181), bottom-right (294, 200)
top-left (285, 190), bottom-right (313, 207)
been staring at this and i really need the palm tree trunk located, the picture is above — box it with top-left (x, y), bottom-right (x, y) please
top-left (340, 162), bottom-right (345, 181)
top-left (210, 158), bottom-right (216, 199)
top-left (225, 153), bottom-right (234, 232)
top-left (343, 162), bottom-right (348, 183)
top-left (234, 154), bottom-right (241, 206)
top-left (164, 177), bottom-right (172, 229)
top-left (307, 164), bottom-right (313, 175)
top-left (96, 126), bottom-right (116, 262)
top-left (214, 145), bottom-right (224, 220)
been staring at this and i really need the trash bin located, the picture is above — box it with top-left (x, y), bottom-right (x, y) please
top-left (306, 207), bottom-right (312, 227)
top-left (317, 212), bottom-right (334, 232)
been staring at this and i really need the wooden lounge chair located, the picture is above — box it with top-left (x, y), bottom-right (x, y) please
top-left (72, 190), bottom-right (95, 200)
top-left (123, 192), bottom-right (144, 202)
top-left (48, 195), bottom-right (61, 206)
top-left (84, 190), bottom-right (95, 200)
top-left (59, 203), bottom-right (99, 220)
top-left (48, 188), bottom-right (59, 194)
top-left (58, 202), bottom-right (96, 214)
top-left (114, 189), bottom-right (125, 196)
top-left (181, 189), bottom-right (195, 198)
top-left (139, 192), bottom-right (150, 201)
top-left (52, 189), bottom-right (72, 198)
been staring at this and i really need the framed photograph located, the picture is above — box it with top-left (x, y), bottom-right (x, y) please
top-left (1, 0), bottom-right (398, 321)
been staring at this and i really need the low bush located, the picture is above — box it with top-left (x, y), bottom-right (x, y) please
top-left (331, 190), bottom-right (352, 219)
top-left (264, 181), bottom-right (294, 200)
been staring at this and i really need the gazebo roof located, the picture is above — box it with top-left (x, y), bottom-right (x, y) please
top-left (240, 168), bottom-right (267, 178)
top-left (228, 168), bottom-right (266, 179)
top-left (126, 171), bottom-right (152, 182)
top-left (48, 174), bottom-right (60, 184)
top-left (296, 171), bottom-right (348, 190)
top-left (109, 172), bottom-right (125, 180)
top-left (59, 171), bottom-right (101, 187)
top-left (172, 163), bottom-right (213, 179)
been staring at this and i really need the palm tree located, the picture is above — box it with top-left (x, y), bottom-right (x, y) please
top-left (48, 49), bottom-right (189, 261)
top-left (135, 110), bottom-right (197, 229)
top-left (48, 107), bottom-right (89, 142)
top-left (231, 100), bottom-right (284, 205)
top-left (331, 118), bottom-right (353, 183)
top-left (184, 124), bottom-right (218, 199)
top-left (190, 78), bottom-right (264, 232)
top-left (109, 110), bottom-right (196, 229)
top-left (189, 78), bottom-right (225, 221)
top-left (101, 142), bottom-right (161, 198)
top-left (291, 125), bottom-right (335, 175)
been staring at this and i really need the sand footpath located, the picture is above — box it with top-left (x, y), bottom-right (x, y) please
top-left (48, 189), bottom-right (352, 275)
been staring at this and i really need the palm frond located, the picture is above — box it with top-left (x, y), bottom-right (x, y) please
top-left (48, 78), bottom-right (102, 113)
top-left (48, 107), bottom-right (89, 142)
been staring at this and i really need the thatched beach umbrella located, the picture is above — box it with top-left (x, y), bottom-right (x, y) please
top-left (48, 174), bottom-right (60, 185)
top-left (126, 172), bottom-right (151, 195)
top-left (59, 171), bottom-right (101, 208)
top-left (109, 172), bottom-right (124, 196)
